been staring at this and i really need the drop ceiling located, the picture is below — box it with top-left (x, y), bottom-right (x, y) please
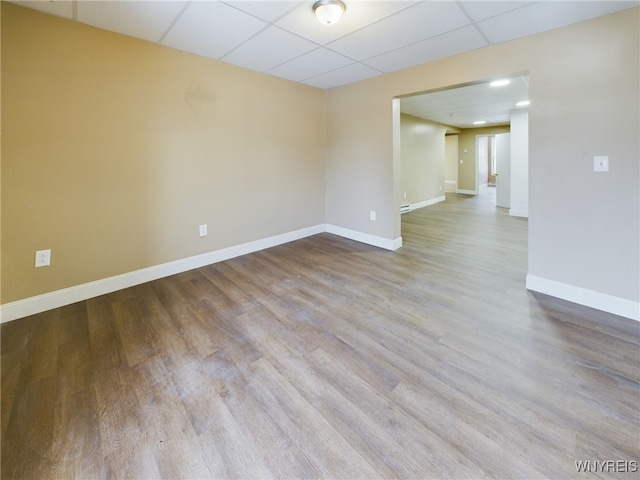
top-left (400, 75), bottom-right (530, 129)
top-left (8, 0), bottom-right (638, 90)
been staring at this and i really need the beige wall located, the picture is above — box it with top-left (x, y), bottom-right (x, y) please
top-left (1, 3), bottom-right (326, 303)
top-left (457, 126), bottom-right (510, 192)
top-left (326, 8), bottom-right (639, 303)
top-left (2, 4), bottom-right (639, 312)
top-left (400, 114), bottom-right (446, 205)
top-left (0, 10), bottom-right (2, 306)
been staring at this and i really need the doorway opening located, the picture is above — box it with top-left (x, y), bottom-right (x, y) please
top-left (392, 73), bottom-right (529, 238)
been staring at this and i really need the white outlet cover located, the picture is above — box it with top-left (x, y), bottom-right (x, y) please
top-left (594, 156), bottom-right (609, 172)
top-left (370, 211), bottom-right (376, 221)
top-left (35, 249), bottom-right (51, 267)
top-left (199, 224), bottom-right (208, 237)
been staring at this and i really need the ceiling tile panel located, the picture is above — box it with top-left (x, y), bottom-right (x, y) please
top-left (267, 48), bottom-right (354, 82)
top-left (10, 0), bottom-right (639, 90)
top-left (9, 0), bottom-right (73, 18)
top-left (302, 63), bottom-right (382, 89)
top-left (458, 1), bottom-right (535, 22)
top-left (222, 26), bottom-right (318, 72)
top-left (225, 1), bottom-right (302, 22)
top-left (476, 1), bottom-right (637, 43)
top-left (400, 76), bottom-right (530, 128)
top-left (275, 1), bottom-right (417, 45)
top-left (162, 1), bottom-right (267, 59)
top-left (77, 1), bottom-right (188, 43)
top-left (363, 25), bottom-right (487, 73)
top-left (327, 1), bottom-right (470, 61)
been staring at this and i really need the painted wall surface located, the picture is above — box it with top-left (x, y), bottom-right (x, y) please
top-left (400, 114), bottom-right (446, 206)
top-left (326, 81), bottom-right (396, 240)
top-left (444, 135), bottom-right (458, 192)
top-left (509, 110), bottom-right (529, 217)
top-left (326, 9), bottom-right (639, 303)
top-left (1, 3), bottom-right (326, 303)
top-left (477, 136), bottom-right (489, 187)
top-left (457, 126), bottom-right (510, 192)
top-left (495, 133), bottom-right (511, 208)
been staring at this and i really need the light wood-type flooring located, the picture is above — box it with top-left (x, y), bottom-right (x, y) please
top-left (2, 190), bottom-right (639, 479)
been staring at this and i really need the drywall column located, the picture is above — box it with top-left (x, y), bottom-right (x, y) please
top-left (509, 110), bottom-right (529, 217)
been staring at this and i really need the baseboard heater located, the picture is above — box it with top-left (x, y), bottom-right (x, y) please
top-left (400, 204), bottom-right (411, 214)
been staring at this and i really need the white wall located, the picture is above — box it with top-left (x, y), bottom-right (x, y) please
top-left (477, 136), bottom-right (489, 187)
top-left (510, 111), bottom-right (529, 217)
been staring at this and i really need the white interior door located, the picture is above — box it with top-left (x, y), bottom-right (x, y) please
top-left (476, 136), bottom-right (489, 190)
top-left (495, 133), bottom-right (511, 208)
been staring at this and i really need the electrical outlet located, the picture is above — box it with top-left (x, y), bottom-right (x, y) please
top-left (35, 249), bottom-right (51, 267)
top-left (199, 224), bottom-right (208, 237)
top-left (593, 156), bottom-right (609, 172)
top-left (370, 211), bottom-right (376, 221)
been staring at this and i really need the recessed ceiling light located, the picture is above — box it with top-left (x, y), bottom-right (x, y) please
top-left (516, 100), bottom-right (530, 107)
top-left (473, 121), bottom-right (486, 125)
top-left (490, 79), bottom-right (510, 87)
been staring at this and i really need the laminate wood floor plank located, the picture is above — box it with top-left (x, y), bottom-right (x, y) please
top-left (2, 190), bottom-right (638, 479)
top-left (0, 317), bottom-right (34, 438)
top-left (2, 376), bottom-right (58, 479)
top-left (248, 357), bottom-right (381, 479)
top-left (50, 386), bottom-right (104, 479)
top-left (204, 349), bottom-right (319, 479)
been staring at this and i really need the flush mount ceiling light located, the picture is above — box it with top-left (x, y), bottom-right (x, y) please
top-left (490, 79), bottom-right (511, 87)
top-left (516, 100), bottom-right (530, 107)
top-left (313, 0), bottom-right (346, 25)
top-left (473, 120), bottom-right (487, 125)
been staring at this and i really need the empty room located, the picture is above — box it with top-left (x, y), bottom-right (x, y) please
top-left (1, 1), bottom-right (639, 478)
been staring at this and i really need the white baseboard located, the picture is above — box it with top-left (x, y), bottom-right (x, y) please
top-left (456, 189), bottom-right (477, 195)
top-left (410, 195), bottom-right (446, 211)
top-left (509, 208), bottom-right (528, 218)
top-left (526, 274), bottom-right (639, 321)
top-left (0, 224), bottom-right (325, 323)
top-left (325, 224), bottom-right (401, 252)
top-left (1, 223), bottom-right (406, 323)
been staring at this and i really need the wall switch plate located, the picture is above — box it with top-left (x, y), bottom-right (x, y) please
top-left (594, 156), bottom-right (609, 172)
top-left (199, 224), bottom-right (208, 237)
top-left (460, 159), bottom-right (464, 164)
top-left (370, 211), bottom-right (376, 221)
top-left (35, 249), bottom-right (51, 267)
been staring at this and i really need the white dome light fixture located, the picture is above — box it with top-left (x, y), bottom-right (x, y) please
top-left (313, 0), bottom-right (346, 25)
